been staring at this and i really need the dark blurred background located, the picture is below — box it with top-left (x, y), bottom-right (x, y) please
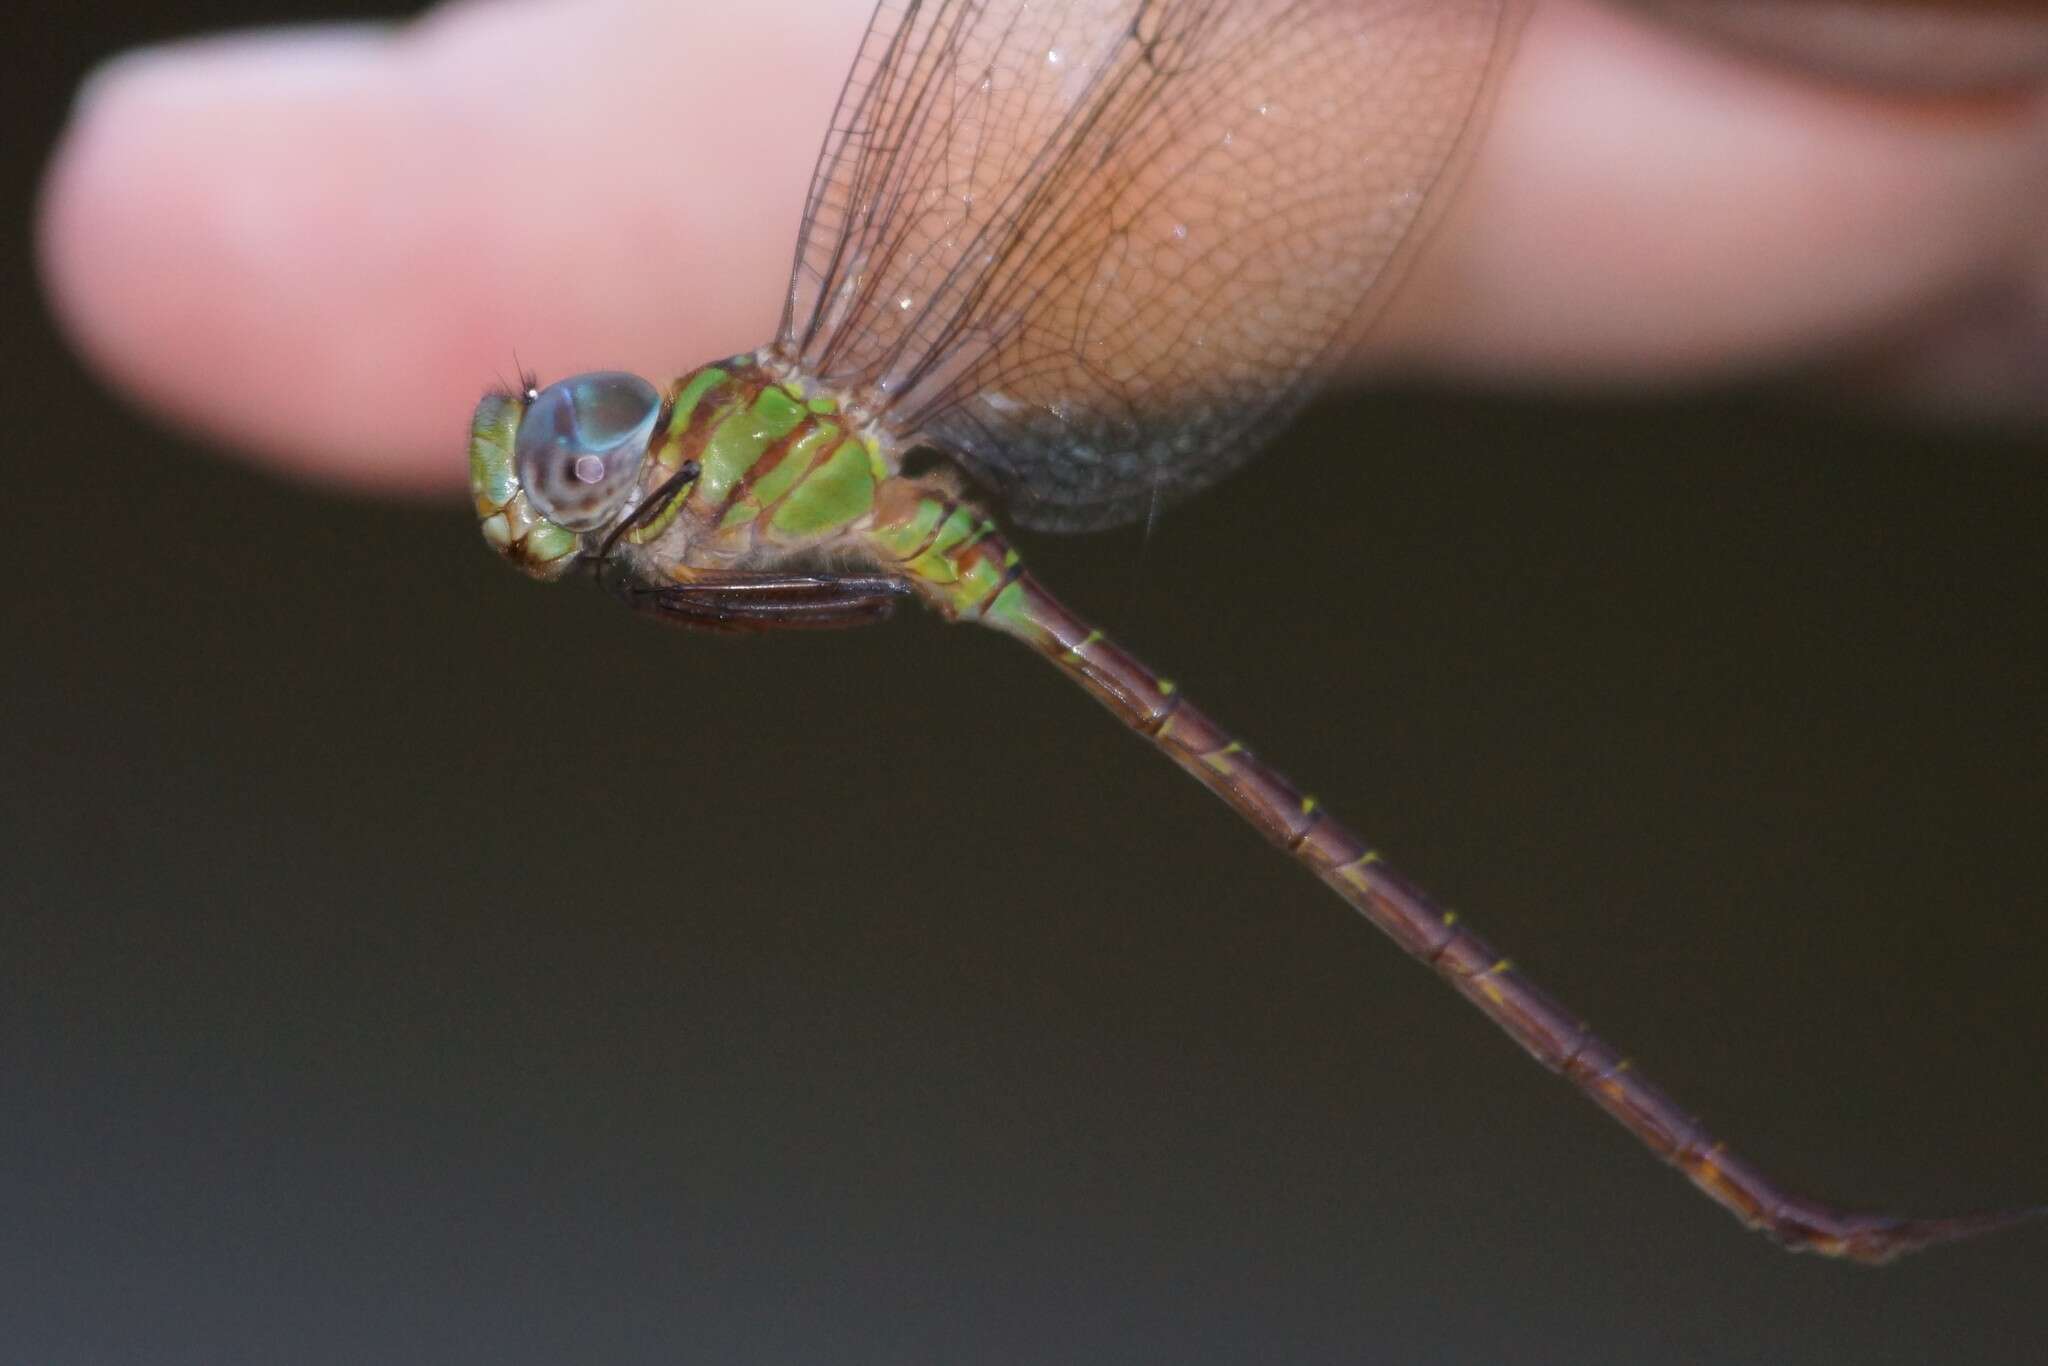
top-left (5, 3), bottom-right (2044, 1363)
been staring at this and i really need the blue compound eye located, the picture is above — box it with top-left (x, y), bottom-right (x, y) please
top-left (513, 371), bottom-right (661, 531)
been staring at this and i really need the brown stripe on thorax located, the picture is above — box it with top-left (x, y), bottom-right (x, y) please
top-left (724, 421), bottom-right (825, 529)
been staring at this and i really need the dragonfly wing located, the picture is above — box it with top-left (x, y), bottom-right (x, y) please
top-left (774, 0), bottom-right (1527, 531)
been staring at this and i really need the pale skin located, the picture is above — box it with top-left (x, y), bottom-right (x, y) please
top-left (36, 0), bottom-right (2048, 494)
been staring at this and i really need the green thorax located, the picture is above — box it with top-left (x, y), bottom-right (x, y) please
top-left (621, 355), bottom-right (1030, 626)
top-left (621, 357), bottom-right (887, 565)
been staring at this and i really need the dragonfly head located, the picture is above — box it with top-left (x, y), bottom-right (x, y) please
top-left (469, 371), bottom-right (663, 581)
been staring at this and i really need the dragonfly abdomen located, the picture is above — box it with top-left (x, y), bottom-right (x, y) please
top-left (919, 550), bottom-right (2044, 1262)
top-left (865, 482), bottom-right (1020, 622)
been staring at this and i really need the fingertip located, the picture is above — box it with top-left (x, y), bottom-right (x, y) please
top-left (40, 23), bottom-right (471, 493)
top-left (37, 0), bottom-right (863, 496)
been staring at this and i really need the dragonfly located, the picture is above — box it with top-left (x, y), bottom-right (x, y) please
top-left (468, 0), bottom-right (2040, 1262)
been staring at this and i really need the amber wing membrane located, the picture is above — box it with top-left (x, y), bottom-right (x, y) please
top-left (775, 0), bottom-right (1527, 530)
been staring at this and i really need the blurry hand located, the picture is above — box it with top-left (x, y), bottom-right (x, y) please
top-left (37, 0), bottom-right (2048, 494)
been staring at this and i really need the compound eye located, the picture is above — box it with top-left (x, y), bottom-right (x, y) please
top-left (513, 372), bottom-right (661, 531)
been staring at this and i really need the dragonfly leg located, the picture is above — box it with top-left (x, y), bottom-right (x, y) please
top-left (606, 566), bottom-right (911, 634)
